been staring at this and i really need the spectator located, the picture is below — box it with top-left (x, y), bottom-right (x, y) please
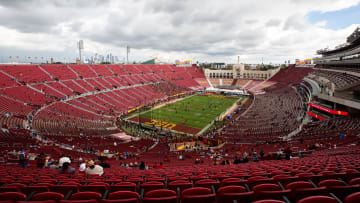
top-left (79, 161), bottom-right (86, 173)
top-left (243, 151), bottom-right (248, 159)
top-left (85, 160), bottom-right (104, 176)
top-left (139, 161), bottom-right (146, 170)
top-left (36, 152), bottom-right (46, 168)
top-left (49, 161), bottom-right (59, 169)
top-left (59, 154), bottom-right (71, 167)
top-left (19, 149), bottom-right (29, 168)
top-left (233, 156), bottom-right (241, 164)
top-left (260, 149), bottom-right (264, 158)
top-left (44, 156), bottom-right (51, 167)
top-left (99, 151), bottom-right (104, 162)
top-left (284, 147), bottom-right (292, 160)
top-left (60, 162), bottom-right (75, 174)
top-left (242, 155), bottom-right (249, 163)
top-left (253, 152), bottom-right (259, 162)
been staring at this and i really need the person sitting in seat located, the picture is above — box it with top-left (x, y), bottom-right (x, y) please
top-left (59, 154), bottom-right (71, 167)
top-left (79, 161), bottom-right (87, 173)
top-left (60, 162), bottom-right (76, 174)
top-left (85, 160), bottom-right (104, 176)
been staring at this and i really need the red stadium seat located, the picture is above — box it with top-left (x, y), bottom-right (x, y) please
top-left (344, 192), bottom-right (360, 203)
top-left (252, 200), bottom-right (285, 203)
top-left (297, 195), bottom-right (338, 203)
top-left (30, 192), bottom-right (64, 201)
top-left (168, 180), bottom-right (192, 193)
top-left (143, 189), bottom-right (177, 203)
top-left (101, 191), bottom-right (140, 203)
top-left (216, 185), bottom-right (254, 203)
top-left (194, 179), bottom-right (220, 191)
top-left (252, 183), bottom-right (290, 201)
top-left (139, 181), bottom-right (164, 195)
top-left (0, 192), bottom-right (27, 201)
top-left (181, 187), bottom-right (216, 203)
top-left (349, 177), bottom-right (360, 185)
top-left (51, 185), bottom-right (79, 197)
top-left (220, 178), bottom-right (247, 187)
top-left (285, 181), bottom-right (326, 202)
top-left (110, 182), bottom-right (137, 192)
top-left (68, 191), bottom-right (102, 203)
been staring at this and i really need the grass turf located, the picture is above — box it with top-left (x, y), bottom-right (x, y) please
top-left (139, 94), bottom-right (241, 129)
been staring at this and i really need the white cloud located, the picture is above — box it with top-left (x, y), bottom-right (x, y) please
top-left (0, 0), bottom-right (359, 64)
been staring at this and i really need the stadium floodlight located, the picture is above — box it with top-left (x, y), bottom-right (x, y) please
top-left (126, 45), bottom-right (130, 64)
top-left (77, 40), bottom-right (84, 64)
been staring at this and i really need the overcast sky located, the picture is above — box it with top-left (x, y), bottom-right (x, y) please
top-left (0, 0), bottom-right (359, 64)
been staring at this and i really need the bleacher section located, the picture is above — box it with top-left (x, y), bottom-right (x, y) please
top-left (0, 64), bottom-right (205, 139)
top-left (221, 67), bottom-right (313, 143)
top-left (2, 64), bottom-right (360, 202)
top-left (312, 69), bottom-right (360, 90)
top-left (0, 142), bottom-right (360, 203)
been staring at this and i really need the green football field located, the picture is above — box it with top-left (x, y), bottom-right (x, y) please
top-left (139, 94), bottom-right (241, 129)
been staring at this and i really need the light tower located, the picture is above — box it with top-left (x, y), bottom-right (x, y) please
top-left (77, 40), bottom-right (84, 64)
top-left (126, 45), bottom-right (130, 64)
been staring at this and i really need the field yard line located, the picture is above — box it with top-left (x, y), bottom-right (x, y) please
top-left (126, 94), bottom-right (196, 119)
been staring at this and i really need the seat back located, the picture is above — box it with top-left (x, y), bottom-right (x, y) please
top-left (194, 179), bottom-right (220, 190)
top-left (253, 184), bottom-right (281, 192)
top-left (318, 179), bottom-right (346, 187)
top-left (168, 180), bottom-right (192, 193)
top-left (51, 185), bottom-right (79, 196)
top-left (298, 195), bottom-right (338, 203)
top-left (108, 191), bottom-right (139, 200)
top-left (111, 182), bottom-right (137, 192)
top-left (80, 185), bottom-right (108, 195)
top-left (220, 178), bottom-right (246, 187)
top-left (217, 186), bottom-right (253, 203)
top-left (70, 192), bottom-right (102, 201)
top-left (21, 186), bottom-right (50, 196)
top-left (143, 189), bottom-right (177, 203)
top-left (31, 192), bottom-right (64, 201)
top-left (0, 192), bottom-right (26, 201)
top-left (285, 181), bottom-right (313, 190)
top-left (140, 181), bottom-right (164, 194)
top-left (345, 192), bottom-right (360, 203)
top-left (181, 187), bottom-right (216, 203)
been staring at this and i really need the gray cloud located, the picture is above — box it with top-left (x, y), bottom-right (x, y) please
top-left (0, 0), bottom-right (359, 64)
top-left (266, 19), bottom-right (281, 27)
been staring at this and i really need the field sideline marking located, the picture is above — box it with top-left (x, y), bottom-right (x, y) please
top-left (126, 94), bottom-right (243, 136)
top-left (196, 97), bottom-right (244, 136)
top-left (126, 94), bottom-right (196, 119)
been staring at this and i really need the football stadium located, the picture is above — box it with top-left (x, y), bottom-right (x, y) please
top-left (0, 1), bottom-right (360, 203)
